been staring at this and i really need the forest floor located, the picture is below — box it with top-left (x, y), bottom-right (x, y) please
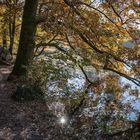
top-left (0, 65), bottom-right (69, 140)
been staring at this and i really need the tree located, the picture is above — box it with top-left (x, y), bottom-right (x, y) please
top-left (0, 0), bottom-right (23, 55)
top-left (10, 0), bottom-right (39, 77)
top-left (33, 0), bottom-right (140, 87)
top-left (6, 0), bottom-right (21, 55)
top-left (6, 0), bottom-right (140, 86)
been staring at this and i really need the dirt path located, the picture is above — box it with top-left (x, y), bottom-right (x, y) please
top-left (0, 65), bottom-right (69, 140)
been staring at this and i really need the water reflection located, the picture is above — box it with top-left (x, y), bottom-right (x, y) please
top-left (47, 68), bottom-right (140, 119)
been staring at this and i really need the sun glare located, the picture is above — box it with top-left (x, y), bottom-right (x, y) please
top-left (60, 116), bottom-right (66, 124)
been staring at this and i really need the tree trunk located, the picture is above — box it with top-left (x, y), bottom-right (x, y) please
top-left (11, 0), bottom-right (39, 77)
top-left (9, 14), bottom-right (16, 55)
top-left (2, 29), bottom-right (7, 48)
